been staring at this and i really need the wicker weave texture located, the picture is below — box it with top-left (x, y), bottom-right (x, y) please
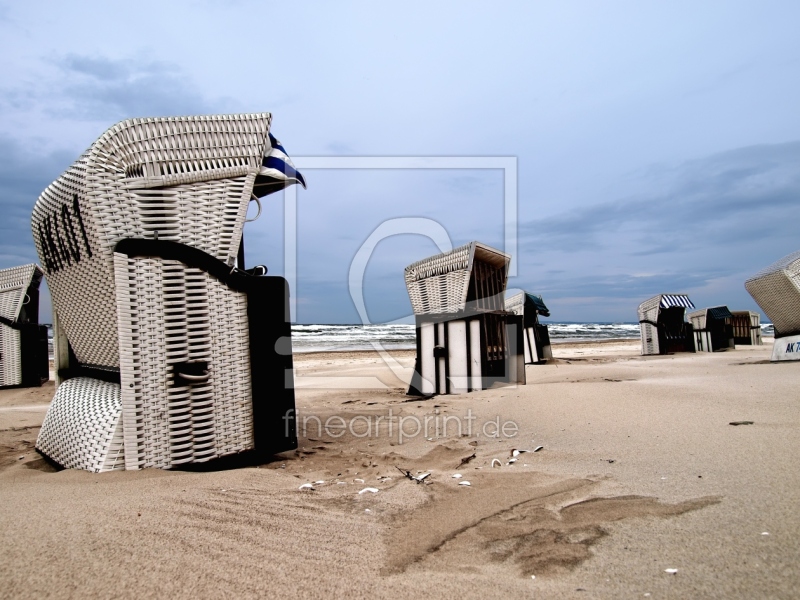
top-left (31, 114), bottom-right (271, 368)
top-left (404, 242), bottom-right (510, 315)
top-left (505, 291), bottom-right (525, 316)
top-left (36, 377), bottom-right (125, 472)
top-left (114, 254), bottom-right (254, 470)
top-left (745, 251), bottom-right (800, 336)
top-left (687, 309), bottom-right (707, 331)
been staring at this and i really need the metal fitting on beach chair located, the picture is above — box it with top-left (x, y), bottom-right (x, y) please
top-left (32, 113), bottom-right (303, 472)
top-left (745, 250), bottom-right (800, 361)
top-left (0, 264), bottom-right (49, 388)
top-left (404, 241), bottom-right (525, 396)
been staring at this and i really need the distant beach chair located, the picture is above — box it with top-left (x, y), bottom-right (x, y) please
top-left (0, 264), bottom-right (49, 388)
top-left (745, 250), bottom-right (800, 361)
top-left (688, 306), bottom-right (735, 352)
top-left (405, 241), bottom-right (525, 395)
top-left (32, 113), bottom-right (303, 472)
top-left (637, 294), bottom-right (696, 356)
top-left (505, 291), bottom-right (552, 364)
top-left (730, 311), bottom-right (762, 346)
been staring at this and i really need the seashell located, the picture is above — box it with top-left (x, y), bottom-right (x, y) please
top-left (358, 487), bottom-right (379, 494)
top-left (664, 568), bottom-right (678, 574)
top-left (354, 478), bottom-right (365, 483)
top-left (314, 480), bottom-right (325, 485)
top-left (452, 473), bottom-right (463, 479)
top-left (491, 459), bottom-right (502, 468)
top-left (508, 458), bottom-right (517, 464)
top-left (298, 483), bottom-right (315, 491)
top-left (533, 446), bottom-right (543, 452)
top-left (415, 473), bottom-right (430, 482)
top-left (458, 481), bottom-right (471, 486)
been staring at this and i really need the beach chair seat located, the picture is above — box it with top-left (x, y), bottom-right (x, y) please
top-left (745, 250), bottom-right (800, 361)
top-left (0, 264), bottom-right (49, 388)
top-left (32, 113), bottom-right (302, 471)
top-left (405, 242), bottom-right (524, 395)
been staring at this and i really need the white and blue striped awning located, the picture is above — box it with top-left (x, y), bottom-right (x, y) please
top-left (253, 133), bottom-right (307, 197)
top-left (659, 294), bottom-right (695, 309)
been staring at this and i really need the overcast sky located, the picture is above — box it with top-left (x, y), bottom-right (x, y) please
top-left (1, 1), bottom-right (798, 323)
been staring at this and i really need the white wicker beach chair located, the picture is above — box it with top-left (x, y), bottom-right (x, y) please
top-left (745, 250), bottom-right (800, 361)
top-left (0, 264), bottom-right (49, 388)
top-left (637, 294), bottom-right (696, 356)
top-left (731, 311), bottom-right (762, 346)
top-left (687, 306), bottom-right (735, 352)
top-left (33, 113), bottom-right (303, 472)
top-left (505, 291), bottom-right (552, 364)
top-left (405, 241), bottom-right (524, 395)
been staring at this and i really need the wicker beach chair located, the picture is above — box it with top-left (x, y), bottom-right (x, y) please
top-left (0, 264), bottom-right (49, 388)
top-left (32, 113), bottom-right (303, 472)
top-left (505, 291), bottom-right (552, 364)
top-left (731, 311), bottom-right (762, 346)
top-left (405, 241), bottom-right (524, 395)
top-left (637, 294), bottom-right (696, 356)
top-left (687, 306), bottom-right (735, 352)
top-left (745, 250), bottom-right (800, 361)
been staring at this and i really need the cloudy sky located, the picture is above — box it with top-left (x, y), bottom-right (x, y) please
top-left (1, 1), bottom-right (798, 324)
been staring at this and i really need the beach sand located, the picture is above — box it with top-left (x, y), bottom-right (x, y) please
top-left (1, 339), bottom-right (798, 598)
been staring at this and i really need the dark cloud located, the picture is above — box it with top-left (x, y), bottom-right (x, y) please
top-left (0, 136), bottom-right (74, 266)
top-left (520, 141), bottom-right (800, 255)
top-left (50, 54), bottom-right (223, 121)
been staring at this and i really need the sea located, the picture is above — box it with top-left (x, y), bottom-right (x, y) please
top-left (46, 322), bottom-right (776, 356)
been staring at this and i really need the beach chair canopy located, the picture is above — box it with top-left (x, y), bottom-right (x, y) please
top-left (506, 291), bottom-right (550, 319)
top-left (687, 306), bottom-right (733, 330)
top-left (31, 112), bottom-right (303, 369)
top-left (745, 250), bottom-right (800, 337)
top-left (638, 293), bottom-right (695, 323)
top-left (404, 241), bottom-right (510, 316)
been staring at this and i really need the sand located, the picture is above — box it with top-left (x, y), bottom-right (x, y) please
top-left (1, 338), bottom-right (798, 598)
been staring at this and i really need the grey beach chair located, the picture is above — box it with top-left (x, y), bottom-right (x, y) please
top-left (0, 264), bottom-right (49, 388)
top-left (32, 113), bottom-right (304, 472)
top-left (745, 250), bottom-right (800, 361)
top-left (505, 291), bottom-right (552, 364)
top-left (687, 306), bottom-right (735, 352)
top-left (637, 294), bottom-right (696, 355)
top-left (405, 241), bottom-right (525, 395)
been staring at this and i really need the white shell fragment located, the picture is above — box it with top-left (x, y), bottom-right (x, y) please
top-left (761, 532), bottom-right (769, 536)
top-left (314, 480), bottom-right (325, 485)
top-left (358, 487), bottom-right (380, 494)
top-left (533, 446), bottom-right (543, 452)
top-left (414, 473), bottom-right (430, 482)
top-left (459, 481), bottom-right (471, 486)
top-left (354, 478), bottom-right (365, 483)
top-left (491, 459), bottom-right (502, 468)
top-left (508, 458), bottom-right (517, 464)
top-left (664, 568), bottom-right (678, 574)
top-left (452, 473), bottom-right (463, 479)
top-left (298, 483), bottom-right (315, 491)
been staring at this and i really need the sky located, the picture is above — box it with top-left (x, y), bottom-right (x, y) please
top-left (1, 1), bottom-right (799, 324)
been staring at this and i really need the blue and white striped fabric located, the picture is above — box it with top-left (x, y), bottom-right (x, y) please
top-left (659, 294), bottom-right (695, 309)
top-left (253, 133), bottom-right (307, 197)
